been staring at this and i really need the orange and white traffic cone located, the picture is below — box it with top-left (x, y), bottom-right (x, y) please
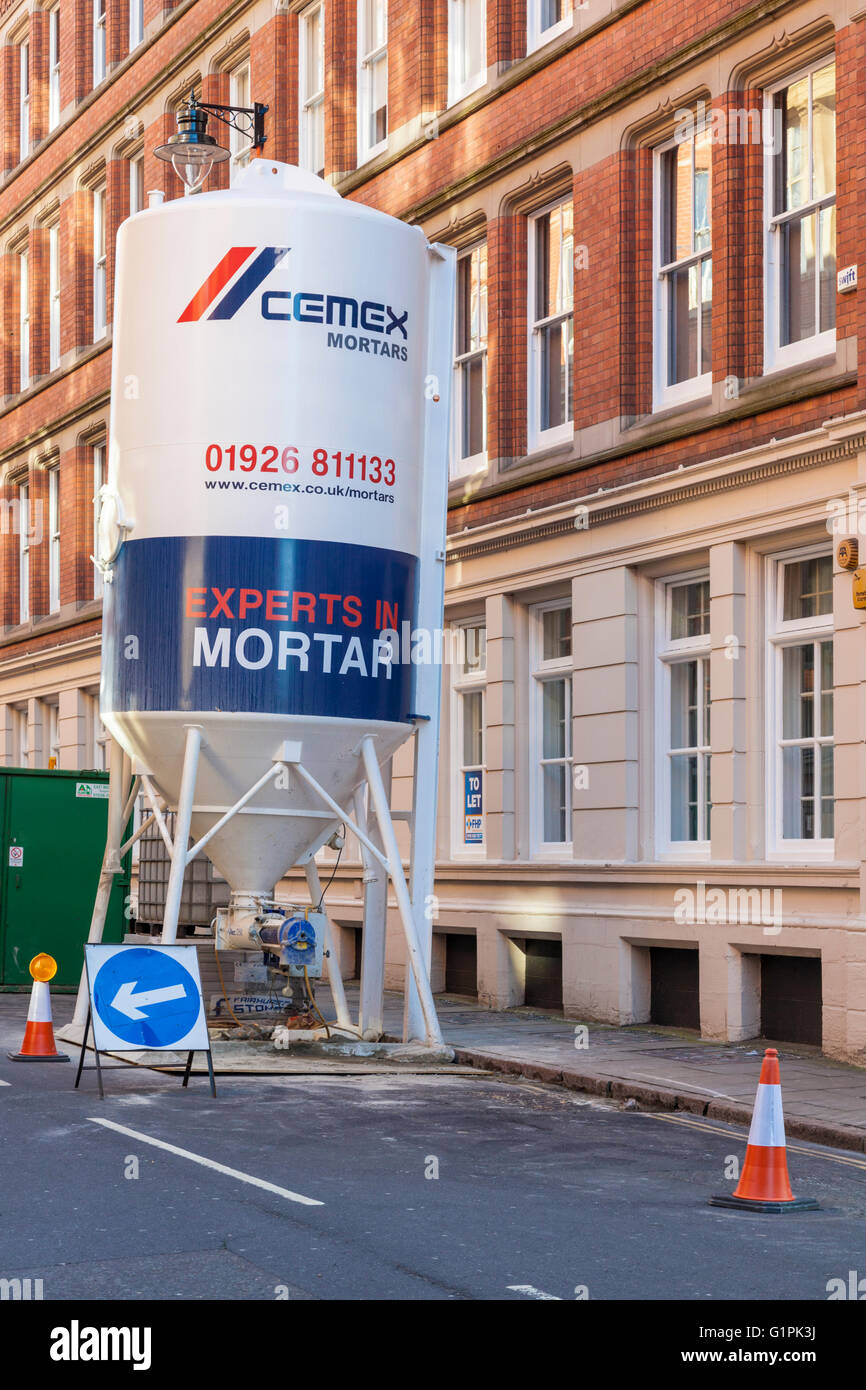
top-left (710, 1048), bottom-right (817, 1212)
top-left (8, 954), bottom-right (70, 1063)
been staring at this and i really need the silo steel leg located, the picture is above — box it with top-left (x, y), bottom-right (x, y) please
top-left (304, 858), bottom-right (351, 1028)
top-left (160, 725), bottom-right (203, 945)
top-left (360, 737), bottom-right (443, 1045)
top-left (354, 780), bottom-right (389, 1041)
top-left (405, 717), bottom-right (438, 1042)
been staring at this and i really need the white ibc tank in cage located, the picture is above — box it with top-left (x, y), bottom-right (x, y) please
top-left (100, 160), bottom-right (451, 900)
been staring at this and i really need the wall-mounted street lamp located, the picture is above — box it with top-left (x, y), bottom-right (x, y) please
top-left (154, 92), bottom-right (268, 192)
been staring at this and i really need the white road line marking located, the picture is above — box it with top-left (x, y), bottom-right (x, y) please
top-left (88, 1117), bottom-right (324, 1206)
top-left (507, 1284), bottom-right (561, 1300)
top-left (0, 1079), bottom-right (10, 1086)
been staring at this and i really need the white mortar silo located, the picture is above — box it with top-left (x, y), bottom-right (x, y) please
top-left (92, 161), bottom-right (454, 1042)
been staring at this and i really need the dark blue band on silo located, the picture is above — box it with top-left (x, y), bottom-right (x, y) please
top-left (102, 535), bottom-right (418, 722)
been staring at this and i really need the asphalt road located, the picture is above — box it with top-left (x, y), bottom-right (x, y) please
top-left (2, 1008), bottom-right (866, 1302)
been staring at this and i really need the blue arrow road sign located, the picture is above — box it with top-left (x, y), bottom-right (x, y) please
top-left (89, 946), bottom-right (204, 1050)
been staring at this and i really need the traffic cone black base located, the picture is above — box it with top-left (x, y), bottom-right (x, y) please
top-left (7, 1051), bottom-right (70, 1062)
top-left (709, 1194), bottom-right (819, 1213)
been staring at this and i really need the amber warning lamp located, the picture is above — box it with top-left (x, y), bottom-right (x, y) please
top-left (836, 538), bottom-right (866, 609)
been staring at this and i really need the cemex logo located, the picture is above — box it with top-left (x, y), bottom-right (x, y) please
top-left (178, 246), bottom-right (409, 338)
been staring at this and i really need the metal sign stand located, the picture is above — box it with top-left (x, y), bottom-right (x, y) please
top-left (73, 1007), bottom-right (105, 1099)
top-left (73, 1004), bottom-right (216, 1099)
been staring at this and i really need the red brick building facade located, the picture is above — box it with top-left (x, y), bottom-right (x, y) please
top-left (0, 0), bottom-right (863, 1053)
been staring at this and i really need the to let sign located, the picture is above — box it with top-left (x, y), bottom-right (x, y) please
top-left (464, 770), bottom-right (483, 846)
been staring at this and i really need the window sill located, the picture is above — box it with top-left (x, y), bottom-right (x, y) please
top-left (527, 427), bottom-right (574, 454)
top-left (765, 331), bottom-right (836, 377)
top-left (430, 860), bottom-right (860, 882)
top-left (447, 73), bottom-right (486, 110)
top-left (656, 846), bottom-right (711, 861)
top-left (356, 140), bottom-right (389, 171)
top-left (764, 849), bottom-right (836, 866)
top-left (757, 345), bottom-right (839, 391)
top-left (449, 456), bottom-right (489, 488)
top-left (653, 376), bottom-right (712, 416)
top-left (527, 16), bottom-right (576, 56)
top-left (625, 392), bottom-right (726, 440)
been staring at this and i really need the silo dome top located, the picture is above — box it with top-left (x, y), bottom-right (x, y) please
top-left (231, 159), bottom-right (340, 200)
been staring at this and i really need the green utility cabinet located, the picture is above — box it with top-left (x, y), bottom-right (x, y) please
top-left (0, 769), bottom-right (129, 989)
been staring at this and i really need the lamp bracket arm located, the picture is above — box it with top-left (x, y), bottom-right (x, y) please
top-left (195, 100), bottom-right (268, 147)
